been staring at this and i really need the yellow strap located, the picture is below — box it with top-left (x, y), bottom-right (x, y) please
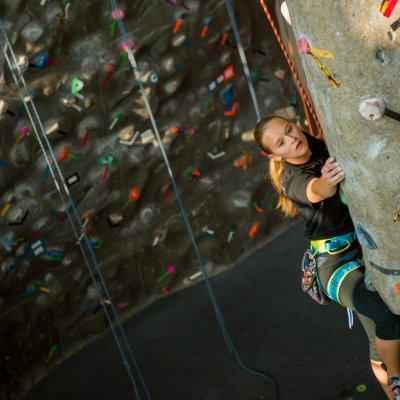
top-left (310, 239), bottom-right (351, 255)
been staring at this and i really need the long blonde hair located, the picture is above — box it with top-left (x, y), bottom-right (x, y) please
top-left (253, 115), bottom-right (298, 218)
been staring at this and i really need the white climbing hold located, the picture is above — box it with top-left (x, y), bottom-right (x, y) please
top-left (280, 1), bottom-right (292, 26)
top-left (21, 22), bottom-right (44, 43)
top-left (359, 98), bottom-right (385, 121)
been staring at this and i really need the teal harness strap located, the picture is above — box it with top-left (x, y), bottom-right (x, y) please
top-left (326, 260), bottom-right (363, 306)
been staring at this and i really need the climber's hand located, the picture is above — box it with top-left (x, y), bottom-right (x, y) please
top-left (321, 157), bottom-right (345, 186)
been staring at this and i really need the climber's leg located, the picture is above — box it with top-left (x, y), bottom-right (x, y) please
top-left (370, 359), bottom-right (391, 399)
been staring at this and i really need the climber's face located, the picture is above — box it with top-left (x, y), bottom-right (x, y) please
top-left (261, 117), bottom-right (311, 164)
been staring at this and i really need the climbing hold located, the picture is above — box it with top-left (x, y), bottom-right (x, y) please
top-left (297, 37), bottom-right (338, 87)
top-left (111, 7), bottom-right (125, 20)
top-left (280, 1), bottom-right (292, 25)
top-left (201, 17), bottom-right (212, 37)
top-left (141, 129), bottom-right (155, 144)
top-left (356, 384), bottom-right (367, 393)
top-left (121, 39), bottom-right (135, 53)
top-left (35, 53), bottom-right (49, 68)
top-left (70, 78), bottom-right (84, 95)
top-left (109, 113), bottom-right (124, 130)
top-left (379, 0), bottom-right (399, 17)
top-left (66, 172), bottom-right (80, 186)
top-left (338, 185), bottom-right (348, 205)
top-left (21, 21), bottom-right (44, 43)
top-left (358, 98), bottom-right (385, 121)
top-left (356, 223), bottom-right (377, 250)
top-left (394, 283), bottom-right (400, 295)
top-left (173, 18), bottom-right (183, 34)
top-left (108, 213), bottom-right (123, 227)
top-left (359, 98), bottom-right (400, 121)
top-left (103, 64), bottom-right (117, 86)
top-left (390, 17), bottom-right (400, 31)
top-left (274, 69), bottom-right (286, 81)
top-left (149, 73), bottom-right (159, 83)
top-left (128, 187), bottom-right (141, 202)
top-left (248, 222), bottom-right (260, 238)
top-left (98, 153), bottom-right (114, 167)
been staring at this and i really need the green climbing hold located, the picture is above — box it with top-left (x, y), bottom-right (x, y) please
top-left (339, 185), bottom-right (348, 205)
top-left (70, 78), bottom-right (84, 94)
top-left (356, 384), bottom-right (367, 393)
top-left (98, 153), bottom-right (114, 167)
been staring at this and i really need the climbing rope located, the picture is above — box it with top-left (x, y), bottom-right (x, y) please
top-left (224, 0), bottom-right (262, 121)
top-left (0, 22), bottom-right (150, 400)
top-left (258, 0), bottom-right (323, 137)
top-left (109, 0), bottom-right (279, 398)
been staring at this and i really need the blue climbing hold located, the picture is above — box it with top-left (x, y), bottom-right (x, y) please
top-left (356, 223), bottom-right (377, 250)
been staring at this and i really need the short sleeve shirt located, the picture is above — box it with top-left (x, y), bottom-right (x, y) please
top-left (281, 132), bottom-right (354, 240)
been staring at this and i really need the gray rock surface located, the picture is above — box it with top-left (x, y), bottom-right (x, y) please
top-left (286, 0), bottom-right (400, 313)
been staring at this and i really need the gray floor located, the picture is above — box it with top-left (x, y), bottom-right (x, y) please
top-left (22, 222), bottom-right (385, 400)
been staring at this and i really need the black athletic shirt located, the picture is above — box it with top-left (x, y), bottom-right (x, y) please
top-left (281, 131), bottom-right (354, 240)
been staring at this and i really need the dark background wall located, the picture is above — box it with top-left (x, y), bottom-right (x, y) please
top-left (0, 1), bottom-right (303, 398)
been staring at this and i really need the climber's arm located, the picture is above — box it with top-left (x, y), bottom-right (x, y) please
top-left (306, 157), bottom-right (345, 203)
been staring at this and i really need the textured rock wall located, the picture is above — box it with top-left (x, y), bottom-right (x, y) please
top-left (0, 0), bottom-right (301, 398)
top-left (286, 0), bottom-right (400, 313)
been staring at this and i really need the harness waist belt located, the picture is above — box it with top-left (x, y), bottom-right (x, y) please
top-left (310, 231), bottom-right (357, 254)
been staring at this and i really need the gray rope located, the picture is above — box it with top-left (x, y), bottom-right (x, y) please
top-left (0, 22), bottom-right (149, 400)
top-left (224, 0), bottom-right (262, 122)
top-left (109, 1), bottom-right (278, 398)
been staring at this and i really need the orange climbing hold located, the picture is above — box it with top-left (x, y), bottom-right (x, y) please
top-left (128, 187), bottom-right (141, 201)
top-left (58, 146), bottom-right (70, 161)
top-left (394, 283), bottom-right (400, 295)
top-left (248, 222), bottom-right (260, 238)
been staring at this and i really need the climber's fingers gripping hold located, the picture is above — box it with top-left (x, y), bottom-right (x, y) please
top-left (321, 157), bottom-right (346, 186)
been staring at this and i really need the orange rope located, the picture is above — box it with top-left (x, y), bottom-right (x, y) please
top-left (259, 0), bottom-right (323, 138)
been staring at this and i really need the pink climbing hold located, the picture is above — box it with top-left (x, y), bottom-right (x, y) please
top-left (112, 7), bottom-right (125, 20)
top-left (167, 265), bottom-right (175, 274)
top-left (297, 37), bottom-right (311, 55)
top-left (121, 39), bottom-right (135, 52)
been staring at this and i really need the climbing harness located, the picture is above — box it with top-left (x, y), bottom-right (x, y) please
top-left (301, 249), bottom-right (331, 305)
top-left (309, 231), bottom-right (357, 256)
top-left (307, 231), bottom-right (363, 329)
top-left (309, 231), bottom-right (362, 307)
top-left (326, 260), bottom-right (363, 306)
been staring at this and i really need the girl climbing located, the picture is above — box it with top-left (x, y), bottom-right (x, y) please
top-left (253, 115), bottom-right (400, 399)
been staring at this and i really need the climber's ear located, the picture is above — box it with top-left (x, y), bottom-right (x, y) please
top-left (268, 153), bottom-right (283, 162)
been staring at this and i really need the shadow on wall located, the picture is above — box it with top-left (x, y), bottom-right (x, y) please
top-left (0, 0), bottom-right (304, 398)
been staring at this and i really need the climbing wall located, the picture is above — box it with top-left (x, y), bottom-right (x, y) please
top-left (0, 0), bottom-right (302, 398)
top-left (285, 0), bottom-right (400, 313)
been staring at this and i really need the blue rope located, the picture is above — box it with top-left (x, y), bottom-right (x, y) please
top-left (224, 0), bottom-right (262, 122)
top-left (109, 1), bottom-right (278, 399)
top-left (0, 22), bottom-right (149, 400)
